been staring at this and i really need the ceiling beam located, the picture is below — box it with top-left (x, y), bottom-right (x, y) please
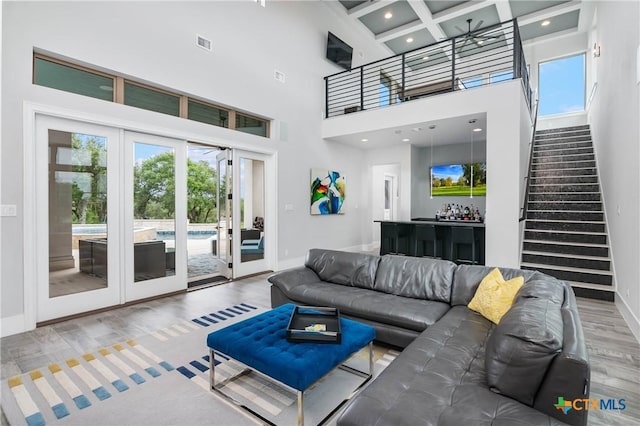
top-left (347, 0), bottom-right (395, 18)
top-left (406, 0), bottom-right (451, 58)
top-left (375, 20), bottom-right (425, 43)
top-left (431, 0), bottom-right (491, 23)
top-left (517, 0), bottom-right (581, 26)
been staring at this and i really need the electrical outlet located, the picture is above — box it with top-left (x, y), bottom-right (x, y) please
top-left (0, 205), bottom-right (17, 217)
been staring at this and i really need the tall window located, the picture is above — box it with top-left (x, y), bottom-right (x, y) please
top-left (538, 53), bottom-right (585, 116)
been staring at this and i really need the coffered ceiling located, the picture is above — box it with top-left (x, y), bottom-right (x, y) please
top-left (331, 0), bottom-right (591, 56)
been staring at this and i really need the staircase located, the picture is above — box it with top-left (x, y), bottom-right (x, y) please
top-left (521, 125), bottom-right (614, 300)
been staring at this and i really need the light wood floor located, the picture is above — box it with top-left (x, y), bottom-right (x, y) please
top-left (2, 274), bottom-right (638, 425)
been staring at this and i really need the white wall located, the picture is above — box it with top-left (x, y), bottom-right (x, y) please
top-left (324, 81), bottom-right (531, 267)
top-left (411, 141), bottom-right (488, 220)
top-left (0, 1), bottom-right (390, 333)
top-left (588, 0), bottom-right (640, 340)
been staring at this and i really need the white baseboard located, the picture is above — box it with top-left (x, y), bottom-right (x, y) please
top-left (1, 314), bottom-right (27, 337)
top-left (616, 293), bottom-right (640, 344)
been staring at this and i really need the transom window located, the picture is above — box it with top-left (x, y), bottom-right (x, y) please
top-left (33, 53), bottom-right (269, 137)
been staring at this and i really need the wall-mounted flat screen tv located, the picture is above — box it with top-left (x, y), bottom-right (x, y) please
top-left (431, 163), bottom-right (486, 196)
top-left (326, 32), bottom-right (353, 70)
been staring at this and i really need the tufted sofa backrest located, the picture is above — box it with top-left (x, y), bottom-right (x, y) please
top-left (373, 255), bottom-right (457, 303)
top-left (305, 248), bottom-right (380, 290)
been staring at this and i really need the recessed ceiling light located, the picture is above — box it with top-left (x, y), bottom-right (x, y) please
top-left (361, 138), bottom-right (368, 142)
top-left (402, 138), bottom-right (410, 142)
top-left (477, 40), bottom-right (484, 45)
top-left (411, 127), bottom-right (423, 132)
top-left (384, 11), bottom-right (393, 19)
top-left (473, 128), bottom-right (482, 132)
top-left (406, 37), bottom-right (414, 43)
top-left (422, 56), bottom-right (430, 61)
top-left (541, 20), bottom-right (551, 27)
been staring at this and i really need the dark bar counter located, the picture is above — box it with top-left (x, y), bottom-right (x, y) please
top-left (376, 219), bottom-right (485, 265)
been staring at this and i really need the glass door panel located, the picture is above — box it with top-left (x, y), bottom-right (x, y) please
top-left (234, 151), bottom-right (269, 277)
top-left (125, 132), bottom-right (187, 301)
top-left (36, 117), bottom-right (121, 322)
top-left (186, 144), bottom-right (229, 285)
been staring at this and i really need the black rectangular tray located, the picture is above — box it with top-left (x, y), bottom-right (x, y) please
top-left (286, 306), bottom-right (341, 344)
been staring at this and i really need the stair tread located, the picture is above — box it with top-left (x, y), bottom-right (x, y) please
top-left (523, 239), bottom-right (608, 248)
top-left (565, 281), bottom-right (616, 290)
top-left (522, 250), bottom-right (610, 261)
top-left (527, 209), bottom-right (604, 213)
top-left (525, 218), bottom-right (605, 225)
top-left (520, 262), bottom-right (613, 275)
top-left (524, 228), bottom-right (607, 235)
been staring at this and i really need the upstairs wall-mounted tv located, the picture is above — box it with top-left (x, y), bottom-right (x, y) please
top-left (326, 32), bottom-right (353, 70)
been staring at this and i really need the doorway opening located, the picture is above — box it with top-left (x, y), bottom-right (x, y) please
top-left (186, 143), bottom-right (232, 288)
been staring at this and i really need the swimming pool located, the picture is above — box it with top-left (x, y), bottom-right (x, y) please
top-left (157, 230), bottom-right (217, 240)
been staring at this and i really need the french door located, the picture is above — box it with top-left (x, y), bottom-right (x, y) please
top-left (34, 117), bottom-right (187, 322)
top-left (124, 131), bottom-right (187, 301)
top-left (215, 149), bottom-right (233, 279)
top-left (35, 116), bottom-right (122, 321)
top-left (233, 150), bottom-right (269, 277)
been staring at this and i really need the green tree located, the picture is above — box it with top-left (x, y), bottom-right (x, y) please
top-left (461, 163), bottom-right (486, 187)
top-left (187, 159), bottom-right (217, 223)
top-left (71, 134), bottom-right (107, 224)
top-left (134, 153), bottom-right (219, 222)
top-left (134, 152), bottom-right (176, 219)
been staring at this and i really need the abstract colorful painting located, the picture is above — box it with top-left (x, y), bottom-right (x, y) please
top-left (310, 169), bottom-right (346, 215)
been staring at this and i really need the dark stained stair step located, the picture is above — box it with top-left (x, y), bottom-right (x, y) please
top-left (527, 202), bottom-right (602, 211)
top-left (520, 264), bottom-right (613, 286)
top-left (527, 211), bottom-right (604, 221)
top-left (535, 125), bottom-right (590, 134)
top-left (535, 130), bottom-right (591, 140)
top-left (529, 183), bottom-right (600, 193)
top-left (521, 252), bottom-right (610, 271)
top-left (530, 176), bottom-right (599, 185)
top-left (531, 168), bottom-right (597, 177)
top-left (533, 147), bottom-right (593, 156)
top-left (528, 192), bottom-right (601, 202)
top-left (524, 230), bottom-right (607, 245)
top-left (525, 220), bottom-right (606, 233)
top-left (523, 241), bottom-right (609, 257)
top-left (534, 141), bottom-right (593, 151)
top-left (532, 160), bottom-right (596, 170)
top-left (532, 153), bottom-right (595, 163)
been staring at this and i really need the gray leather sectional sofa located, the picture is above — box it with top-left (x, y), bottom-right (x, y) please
top-left (268, 249), bottom-right (590, 426)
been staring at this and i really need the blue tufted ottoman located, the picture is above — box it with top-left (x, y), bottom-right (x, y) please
top-left (206, 303), bottom-right (375, 426)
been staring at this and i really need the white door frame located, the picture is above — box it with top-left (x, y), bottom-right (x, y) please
top-left (33, 115), bottom-right (123, 321)
top-left (123, 131), bottom-right (188, 302)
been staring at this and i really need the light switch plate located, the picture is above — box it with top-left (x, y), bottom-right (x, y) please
top-left (1, 205), bottom-right (17, 217)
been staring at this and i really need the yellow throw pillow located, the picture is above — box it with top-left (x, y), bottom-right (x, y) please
top-left (468, 268), bottom-right (524, 324)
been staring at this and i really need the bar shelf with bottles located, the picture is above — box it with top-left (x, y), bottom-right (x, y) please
top-left (435, 203), bottom-right (483, 223)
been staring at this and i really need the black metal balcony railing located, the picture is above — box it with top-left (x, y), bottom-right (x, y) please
top-left (324, 19), bottom-right (532, 118)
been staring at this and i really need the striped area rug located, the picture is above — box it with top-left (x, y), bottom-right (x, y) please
top-left (1, 303), bottom-right (398, 426)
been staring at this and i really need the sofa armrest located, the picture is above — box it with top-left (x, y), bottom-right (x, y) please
top-left (267, 267), bottom-right (321, 294)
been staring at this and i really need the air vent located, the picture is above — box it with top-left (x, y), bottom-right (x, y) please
top-left (274, 70), bottom-right (285, 83)
top-left (196, 35), bottom-right (212, 51)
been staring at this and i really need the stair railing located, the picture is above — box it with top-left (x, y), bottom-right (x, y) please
top-left (519, 98), bottom-right (539, 222)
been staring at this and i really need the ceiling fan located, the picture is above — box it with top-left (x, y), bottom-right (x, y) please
top-left (454, 18), bottom-right (501, 52)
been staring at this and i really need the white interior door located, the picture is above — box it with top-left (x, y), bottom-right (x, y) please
top-left (35, 116), bottom-right (122, 322)
top-left (124, 131), bottom-right (187, 301)
top-left (233, 150), bottom-right (270, 277)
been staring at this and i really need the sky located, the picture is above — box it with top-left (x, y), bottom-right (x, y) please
top-left (539, 53), bottom-right (585, 116)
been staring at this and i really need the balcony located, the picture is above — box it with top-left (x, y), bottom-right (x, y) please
top-left (324, 19), bottom-right (531, 119)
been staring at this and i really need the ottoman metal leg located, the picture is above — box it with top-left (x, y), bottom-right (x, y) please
top-left (209, 348), bottom-right (215, 390)
top-left (297, 391), bottom-right (304, 426)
